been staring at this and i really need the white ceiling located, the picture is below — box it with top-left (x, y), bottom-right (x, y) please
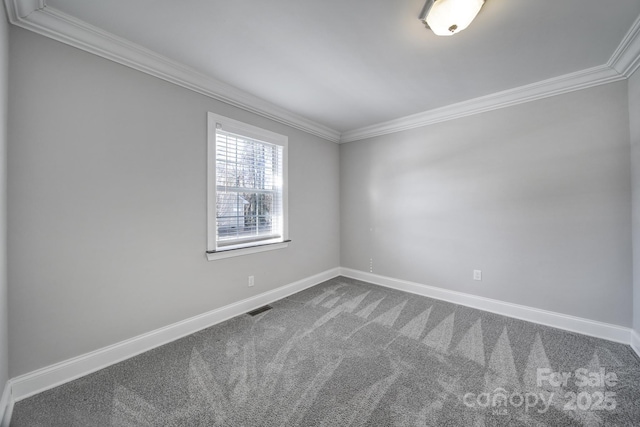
top-left (48, 0), bottom-right (640, 133)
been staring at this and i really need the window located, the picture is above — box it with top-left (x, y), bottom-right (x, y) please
top-left (207, 113), bottom-right (289, 260)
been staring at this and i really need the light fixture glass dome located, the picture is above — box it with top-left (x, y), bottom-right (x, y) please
top-left (424, 0), bottom-right (485, 36)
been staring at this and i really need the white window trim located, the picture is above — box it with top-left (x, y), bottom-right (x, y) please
top-left (206, 112), bottom-right (289, 261)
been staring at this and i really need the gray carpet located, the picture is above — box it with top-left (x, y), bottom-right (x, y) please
top-left (11, 276), bottom-right (640, 426)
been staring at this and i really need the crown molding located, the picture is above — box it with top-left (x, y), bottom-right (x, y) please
top-left (340, 12), bottom-right (640, 143)
top-left (4, 0), bottom-right (43, 21)
top-left (4, 0), bottom-right (640, 145)
top-left (3, 1), bottom-right (342, 143)
top-left (339, 65), bottom-right (624, 143)
top-left (608, 13), bottom-right (640, 77)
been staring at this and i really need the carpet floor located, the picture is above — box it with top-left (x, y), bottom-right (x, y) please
top-left (11, 276), bottom-right (640, 426)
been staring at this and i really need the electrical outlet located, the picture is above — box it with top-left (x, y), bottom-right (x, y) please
top-left (369, 258), bottom-right (373, 273)
top-left (473, 270), bottom-right (482, 281)
top-left (248, 275), bottom-right (255, 287)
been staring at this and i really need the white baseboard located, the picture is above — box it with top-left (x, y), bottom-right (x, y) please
top-left (340, 268), bottom-right (632, 345)
top-left (631, 330), bottom-right (640, 359)
top-left (0, 381), bottom-right (12, 427)
top-left (8, 267), bottom-right (341, 403)
top-left (4, 266), bottom-right (635, 417)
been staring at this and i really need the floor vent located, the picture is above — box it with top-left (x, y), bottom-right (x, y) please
top-left (247, 305), bottom-right (273, 316)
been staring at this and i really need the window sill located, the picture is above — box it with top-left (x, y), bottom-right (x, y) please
top-left (206, 241), bottom-right (289, 261)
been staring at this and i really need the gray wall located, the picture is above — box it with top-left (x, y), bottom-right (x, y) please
top-left (5, 18), bottom-right (637, 381)
top-left (631, 70), bottom-right (640, 335)
top-left (7, 27), bottom-right (340, 377)
top-left (341, 82), bottom-right (632, 327)
top-left (0, 2), bottom-right (9, 398)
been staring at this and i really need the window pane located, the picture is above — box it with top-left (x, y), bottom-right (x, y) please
top-left (215, 129), bottom-right (283, 247)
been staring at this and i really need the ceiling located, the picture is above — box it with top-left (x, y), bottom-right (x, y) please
top-left (45, 0), bottom-right (640, 134)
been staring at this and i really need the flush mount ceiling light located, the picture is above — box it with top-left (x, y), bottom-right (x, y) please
top-left (419, 0), bottom-right (485, 36)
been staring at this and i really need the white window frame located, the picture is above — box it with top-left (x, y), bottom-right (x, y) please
top-left (206, 112), bottom-right (289, 261)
